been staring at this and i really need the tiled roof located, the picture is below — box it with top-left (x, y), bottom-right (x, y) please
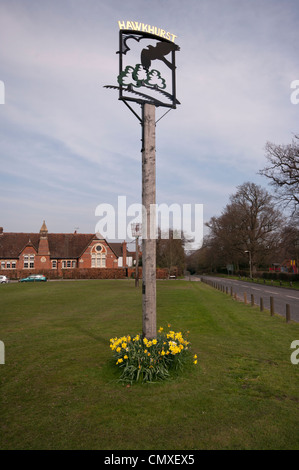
top-left (0, 232), bottom-right (95, 259)
top-left (48, 233), bottom-right (95, 258)
top-left (107, 242), bottom-right (124, 257)
top-left (0, 233), bottom-right (40, 258)
top-left (108, 242), bottom-right (134, 258)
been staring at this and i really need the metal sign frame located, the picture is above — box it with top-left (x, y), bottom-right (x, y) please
top-left (105, 29), bottom-right (180, 110)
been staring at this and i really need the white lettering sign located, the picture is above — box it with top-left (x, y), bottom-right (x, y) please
top-left (118, 21), bottom-right (177, 43)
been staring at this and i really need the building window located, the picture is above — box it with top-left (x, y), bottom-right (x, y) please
top-left (0, 261), bottom-right (16, 269)
top-left (24, 255), bottom-right (34, 269)
top-left (62, 260), bottom-right (76, 269)
top-left (52, 260), bottom-right (57, 269)
top-left (29, 255), bottom-right (34, 269)
top-left (91, 244), bottom-right (106, 267)
top-left (91, 253), bottom-right (106, 267)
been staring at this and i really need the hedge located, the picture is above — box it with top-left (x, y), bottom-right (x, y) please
top-left (0, 267), bottom-right (170, 281)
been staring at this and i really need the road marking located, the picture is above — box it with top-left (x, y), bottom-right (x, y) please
top-left (286, 295), bottom-right (299, 300)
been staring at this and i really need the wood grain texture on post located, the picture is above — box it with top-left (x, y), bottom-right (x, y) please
top-left (142, 103), bottom-right (157, 340)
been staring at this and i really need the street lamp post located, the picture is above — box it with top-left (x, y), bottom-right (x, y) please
top-left (245, 250), bottom-right (252, 279)
top-left (131, 223), bottom-right (142, 288)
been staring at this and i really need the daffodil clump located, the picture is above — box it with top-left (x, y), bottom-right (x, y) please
top-left (110, 325), bottom-right (197, 384)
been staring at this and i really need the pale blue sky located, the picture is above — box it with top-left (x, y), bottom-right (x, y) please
top-left (0, 0), bottom-right (298, 248)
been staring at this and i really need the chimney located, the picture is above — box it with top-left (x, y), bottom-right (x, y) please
top-left (38, 220), bottom-right (50, 255)
top-left (122, 241), bottom-right (127, 267)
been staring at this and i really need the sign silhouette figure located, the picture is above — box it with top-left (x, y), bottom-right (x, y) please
top-left (141, 42), bottom-right (180, 71)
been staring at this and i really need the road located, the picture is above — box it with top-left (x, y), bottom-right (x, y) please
top-left (199, 275), bottom-right (299, 323)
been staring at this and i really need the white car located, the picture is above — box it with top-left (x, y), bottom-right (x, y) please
top-left (0, 275), bottom-right (9, 284)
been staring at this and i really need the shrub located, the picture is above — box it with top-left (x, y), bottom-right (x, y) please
top-left (109, 326), bottom-right (197, 384)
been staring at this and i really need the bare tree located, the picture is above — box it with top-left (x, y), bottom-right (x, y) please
top-left (206, 182), bottom-right (283, 273)
top-left (156, 228), bottom-right (185, 275)
top-left (279, 224), bottom-right (299, 264)
top-left (259, 135), bottom-right (299, 219)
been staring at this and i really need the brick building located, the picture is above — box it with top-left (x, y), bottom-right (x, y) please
top-left (0, 221), bottom-right (132, 276)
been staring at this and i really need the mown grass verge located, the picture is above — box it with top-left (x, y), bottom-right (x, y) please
top-left (0, 279), bottom-right (298, 450)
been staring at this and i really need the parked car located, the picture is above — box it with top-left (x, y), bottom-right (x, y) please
top-left (0, 275), bottom-right (9, 284)
top-left (19, 274), bottom-right (47, 282)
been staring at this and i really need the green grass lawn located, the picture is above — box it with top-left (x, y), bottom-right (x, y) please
top-left (1, 279), bottom-right (299, 450)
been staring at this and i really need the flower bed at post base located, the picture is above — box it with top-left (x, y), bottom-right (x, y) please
top-left (110, 325), bottom-right (198, 384)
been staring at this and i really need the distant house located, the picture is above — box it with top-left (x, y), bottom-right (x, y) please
top-left (0, 221), bottom-right (132, 275)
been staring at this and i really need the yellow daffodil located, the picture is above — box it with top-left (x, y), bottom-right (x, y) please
top-left (110, 329), bottom-right (194, 382)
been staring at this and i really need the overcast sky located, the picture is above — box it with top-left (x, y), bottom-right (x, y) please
top-left (0, 0), bottom-right (298, 249)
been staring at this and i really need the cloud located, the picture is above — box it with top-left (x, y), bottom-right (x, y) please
top-left (0, 0), bottom-right (298, 235)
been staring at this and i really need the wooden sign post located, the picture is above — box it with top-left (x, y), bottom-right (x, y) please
top-left (141, 103), bottom-right (156, 339)
top-left (105, 23), bottom-right (180, 340)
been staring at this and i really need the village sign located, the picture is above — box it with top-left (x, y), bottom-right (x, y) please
top-left (105, 20), bottom-right (180, 110)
